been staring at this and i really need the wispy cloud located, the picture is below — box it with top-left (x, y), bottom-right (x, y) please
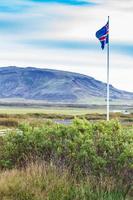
top-left (23, 39), bottom-right (133, 57)
top-left (104, 0), bottom-right (133, 11)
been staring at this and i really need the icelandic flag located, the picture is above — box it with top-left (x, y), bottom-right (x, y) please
top-left (96, 21), bottom-right (109, 49)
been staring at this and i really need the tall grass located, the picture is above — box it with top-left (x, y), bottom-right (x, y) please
top-left (0, 162), bottom-right (128, 200)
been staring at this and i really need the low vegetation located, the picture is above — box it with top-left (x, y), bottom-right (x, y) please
top-left (0, 162), bottom-right (132, 200)
top-left (0, 112), bottom-right (133, 128)
top-left (0, 119), bottom-right (133, 199)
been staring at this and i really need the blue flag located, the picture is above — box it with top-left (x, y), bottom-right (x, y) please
top-left (96, 21), bottom-right (109, 49)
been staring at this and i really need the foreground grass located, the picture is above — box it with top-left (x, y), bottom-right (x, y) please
top-left (0, 162), bottom-right (130, 200)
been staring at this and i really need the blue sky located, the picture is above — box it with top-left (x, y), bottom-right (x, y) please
top-left (0, 0), bottom-right (133, 91)
top-left (30, 0), bottom-right (94, 5)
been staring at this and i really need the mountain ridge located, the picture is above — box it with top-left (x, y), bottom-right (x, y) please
top-left (0, 66), bottom-right (132, 102)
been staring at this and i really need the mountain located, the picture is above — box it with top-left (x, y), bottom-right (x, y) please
top-left (0, 66), bottom-right (132, 103)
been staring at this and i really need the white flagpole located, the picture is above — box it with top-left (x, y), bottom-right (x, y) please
top-left (107, 16), bottom-right (110, 121)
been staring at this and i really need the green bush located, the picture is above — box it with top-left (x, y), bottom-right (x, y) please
top-left (0, 119), bottom-right (133, 197)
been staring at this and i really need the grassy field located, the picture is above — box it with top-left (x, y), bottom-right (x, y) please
top-left (0, 104), bottom-right (132, 115)
top-left (0, 106), bottom-right (107, 115)
top-left (0, 108), bottom-right (132, 131)
top-left (0, 97), bottom-right (132, 115)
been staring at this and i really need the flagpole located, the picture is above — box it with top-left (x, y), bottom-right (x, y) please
top-left (107, 16), bottom-right (110, 121)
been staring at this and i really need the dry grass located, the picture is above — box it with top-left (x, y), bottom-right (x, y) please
top-left (0, 112), bottom-right (132, 129)
top-left (0, 162), bottom-right (131, 200)
top-left (0, 162), bottom-right (72, 200)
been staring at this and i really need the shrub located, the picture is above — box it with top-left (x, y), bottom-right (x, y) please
top-left (0, 119), bottom-right (132, 197)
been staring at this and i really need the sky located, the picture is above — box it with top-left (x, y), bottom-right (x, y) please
top-left (0, 0), bottom-right (133, 92)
